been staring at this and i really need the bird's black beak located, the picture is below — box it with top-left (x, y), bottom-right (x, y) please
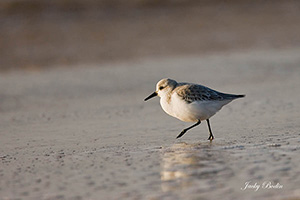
top-left (144, 92), bottom-right (157, 101)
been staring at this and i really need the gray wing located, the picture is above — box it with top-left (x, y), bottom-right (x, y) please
top-left (176, 84), bottom-right (244, 103)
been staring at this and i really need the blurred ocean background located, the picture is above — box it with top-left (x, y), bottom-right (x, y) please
top-left (1, 0), bottom-right (300, 71)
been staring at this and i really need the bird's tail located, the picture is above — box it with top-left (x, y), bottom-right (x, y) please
top-left (223, 93), bottom-right (245, 99)
top-left (234, 94), bottom-right (245, 98)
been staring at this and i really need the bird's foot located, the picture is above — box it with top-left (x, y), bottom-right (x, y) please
top-left (176, 130), bottom-right (186, 139)
top-left (208, 135), bottom-right (214, 141)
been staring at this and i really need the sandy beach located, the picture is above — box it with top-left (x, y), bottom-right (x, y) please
top-left (1, 1), bottom-right (300, 199)
top-left (1, 48), bottom-right (300, 199)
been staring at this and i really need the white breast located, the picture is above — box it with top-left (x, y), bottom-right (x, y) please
top-left (160, 92), bottom-right (232, 122)
top-left (160, 95), bottom-right (175, 118)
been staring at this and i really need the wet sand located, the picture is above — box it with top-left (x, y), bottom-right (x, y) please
top-left (1, 48), bottom-right (300, 199)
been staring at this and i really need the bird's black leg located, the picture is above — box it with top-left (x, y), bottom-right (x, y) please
top-left (176, 120), bottom-right (201, 139)
top-left (206, 119), bottom-right (214, 140)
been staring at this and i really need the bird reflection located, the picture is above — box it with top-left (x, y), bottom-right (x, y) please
top-left (160, 142), bottom-right (232, 193)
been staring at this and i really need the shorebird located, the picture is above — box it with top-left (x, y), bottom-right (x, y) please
top-left (144, 78), bottom-right (245, 140)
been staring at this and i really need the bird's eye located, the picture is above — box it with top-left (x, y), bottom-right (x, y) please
top-left (159, 86), bottom-right (164, 90)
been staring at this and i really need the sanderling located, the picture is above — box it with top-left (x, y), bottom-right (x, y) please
top-left (144, 78), bottom-right (245, 140)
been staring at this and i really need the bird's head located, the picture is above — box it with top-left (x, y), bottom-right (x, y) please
top-left (144, 78), bottom-right (177, 101)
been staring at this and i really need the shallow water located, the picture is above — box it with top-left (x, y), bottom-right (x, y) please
top-left (154, 136), bottom-right (300, 200)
